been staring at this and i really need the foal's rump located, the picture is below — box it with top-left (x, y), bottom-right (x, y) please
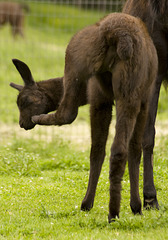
top-left (99, 13), bottom-right (158, 102)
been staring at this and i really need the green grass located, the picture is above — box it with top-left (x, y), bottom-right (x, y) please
top-left (0, 135), bottom-right (168, 239)
top-left (0, 1), bottom-right (168, 239)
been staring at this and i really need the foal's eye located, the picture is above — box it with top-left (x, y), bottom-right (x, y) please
top-left (29, 96), bottom-right (41, 103)
top-left (18, 97), bottom-right (32, 109)
top-left (20, 100), bottom-right (31, 109)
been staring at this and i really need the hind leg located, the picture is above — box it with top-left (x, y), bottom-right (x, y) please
top-left (142, 77), bottom-right (162, 209)
top-left (32, 73), bottom-right (85, 126)
top-left (109, 99), bottom-right (141, 222)
top-left (128, 102), bottom-right (149, 215)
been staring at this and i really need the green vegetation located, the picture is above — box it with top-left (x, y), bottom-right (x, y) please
top-left (0, 2), bottom-right (168, 239)
top-left (0, 129), bottom-right (168, 239)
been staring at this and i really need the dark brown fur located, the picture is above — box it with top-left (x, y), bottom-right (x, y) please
top-left (123, 0), bottom-right (168, 212)
top-left (11, 1), bottom-right (167, 216)
top-left (10, 59), bottom-right (87, 130)
top-left (0, 2), bottom-right (29, 37)
top-left (22, 13), bottom-right (157, 222)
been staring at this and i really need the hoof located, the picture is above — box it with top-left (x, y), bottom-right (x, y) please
top-left (108, 213), bottom-right (119, 223)
top-left (81, 201), bottom-right (93, 211)
top-left (144, 197), bottom-right (159, 210)
top-left (143, 190), bottom-right (159, 209)
top-left (130, 201), bottom-right (142, 215)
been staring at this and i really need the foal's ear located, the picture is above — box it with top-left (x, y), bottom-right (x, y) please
top-left (10, 82), bottom-right (23, 91)
top-left (12, 59), bottom-right (36, 86)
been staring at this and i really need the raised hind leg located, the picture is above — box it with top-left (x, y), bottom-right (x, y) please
top-left (81, 78), bottom-right (113, 211)
top-left (32, 73), bottom-right (86, 126)
top-left (109, 99), bottom-right (141, 222)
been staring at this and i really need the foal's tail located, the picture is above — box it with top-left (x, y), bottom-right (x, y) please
top-left (116, 33), bottom-right (133, 61)
top-left (105, 31), bottom-right (134, 61)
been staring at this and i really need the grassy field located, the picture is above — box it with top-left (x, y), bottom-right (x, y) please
top-left (0, 2), bottom-right (168, 239)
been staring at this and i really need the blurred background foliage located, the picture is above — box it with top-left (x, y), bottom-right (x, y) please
top-left (0, 0), bottom-right (167, 128)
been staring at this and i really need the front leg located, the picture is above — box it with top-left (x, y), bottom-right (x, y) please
top-left (109, 100), bottom-right (141, 222)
